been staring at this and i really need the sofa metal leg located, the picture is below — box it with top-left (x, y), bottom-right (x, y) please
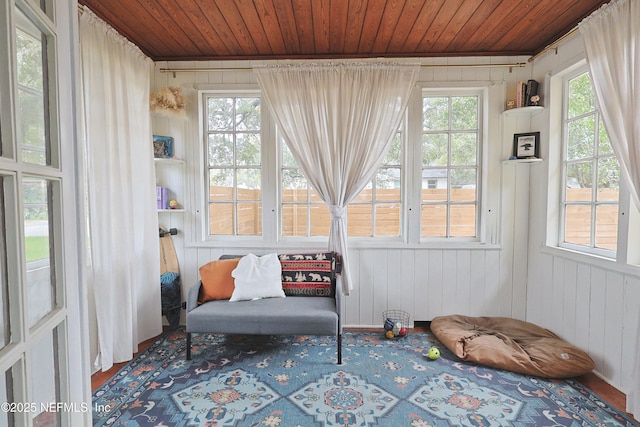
top-left (337, 333), bottom-right (342, 364)
top-left (186, 332), bottom-right (192, 360)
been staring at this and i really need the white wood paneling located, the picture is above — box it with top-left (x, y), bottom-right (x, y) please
top-left (399, 249), bottom-right (416, 321)
top-left (372, 250), bottom-right (389, 326)
top-left (442, 250), bottom-right (458, 315)
top-left (589, 268), bottom-right (608, 372)
top-left (413, 250), bottom-right (430, 318)
top-left (622, 277), bottom-right (640, 393)
top-left (526, 251), bottom-right (639, 393)
top-left (426, 250), bottom-right (444, 318)
top-left (561, 259), bottom-right (578, 342)
top-left (603, 271), bottom-right (624, 384)
top-left (574, 264), bottom-right (592, 352)
top-left (455, 250), bottom-right (472, 315)
top-left (483, 250), bottom-right (501, 315)
top-left (468, 251), bottom-right (485, 317)
top-left (344, 250), bottom-right (361, 326)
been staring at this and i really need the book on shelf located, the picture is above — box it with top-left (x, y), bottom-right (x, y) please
top-left (524, 79), bottom-right (539, 106)
top-left (156, 186), bottom-right (168, 210)
top-left (513, 80), bottom-right (540, 108)
top-left (516, 81), bottom-right (523, 108)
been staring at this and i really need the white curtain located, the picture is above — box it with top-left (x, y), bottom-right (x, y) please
top-left (579, 0), bottom-right (640, 417)
top-left (255, 63), bottom-right (418, 294)
top-left (79, 9), bottom-right (161, 371)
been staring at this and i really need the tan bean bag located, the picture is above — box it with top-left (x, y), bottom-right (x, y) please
top-left (430, 315), bottom-right (595, 378)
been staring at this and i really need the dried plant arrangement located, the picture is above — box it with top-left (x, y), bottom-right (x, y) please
top-left (150, 86), bottom-right (186, 119)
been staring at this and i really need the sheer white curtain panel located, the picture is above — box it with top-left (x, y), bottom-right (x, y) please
top-left (579, 0), bottom-right (640, 417)
top-left (79, 9), bottom-right (161, 371)
top-left (255, 63), bottom-right (419, 294)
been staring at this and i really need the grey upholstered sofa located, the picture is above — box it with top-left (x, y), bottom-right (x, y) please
top-left (186, 252), bottom-right (343, 364)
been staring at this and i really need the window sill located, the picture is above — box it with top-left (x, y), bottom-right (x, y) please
top-left (540, 245), bottom-right (640, 277)
top-left (187, 238), bottom-right (501, 251)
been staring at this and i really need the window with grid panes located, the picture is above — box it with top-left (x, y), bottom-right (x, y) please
top-left (280, 131), bottom-right (403, 238)
top-left (205, 95), bottom-right (262, 236)
top-left (421, 93), bottom-right (480, 238)
top-left (561, 71), bottom-right (619, 254)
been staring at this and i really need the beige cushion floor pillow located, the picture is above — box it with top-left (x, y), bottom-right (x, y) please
top-left (230, 253), bottom-right (285, 302)
top-left (198, 257), bottom-right (240, 304)
top-left (431, 315), bottom-right (595, 378)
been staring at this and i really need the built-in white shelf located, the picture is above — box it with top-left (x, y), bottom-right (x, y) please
top-left (502, 158), bottom-right (543, 164)
top-left (155, 158), bottom-right (185, 212)
top-left (154, 157), bottom-right (184, 165)
top-left (157, 209), bottom-right (185, 213)
top-left (502, 106), bottom-right (544, 117)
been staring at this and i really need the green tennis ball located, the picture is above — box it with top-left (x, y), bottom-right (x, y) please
top-left (427, 347), bottom-right (440, 360)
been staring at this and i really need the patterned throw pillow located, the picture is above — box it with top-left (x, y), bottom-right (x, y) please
top-left (279, 252), bottom-right (335, 297)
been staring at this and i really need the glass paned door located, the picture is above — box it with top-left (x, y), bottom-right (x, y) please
top-left (0, 1), bottom-right (87, 425)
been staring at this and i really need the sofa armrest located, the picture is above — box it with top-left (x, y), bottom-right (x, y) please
top-left (186, 281), bottom-right (202, 312)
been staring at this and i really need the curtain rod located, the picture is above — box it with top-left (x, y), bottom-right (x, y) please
top-left (528, 27), bottom-right (579, 63)
top-left (159, 62), bottom-right (526, 77)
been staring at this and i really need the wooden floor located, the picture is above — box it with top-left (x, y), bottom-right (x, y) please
top-left (91, 329), bottom-right (638, 422)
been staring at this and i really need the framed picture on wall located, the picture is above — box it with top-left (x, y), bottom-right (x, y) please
top-left (513, 132), bottom-right (540, 159)
top-left (153, 134), bottom-right (174, 158)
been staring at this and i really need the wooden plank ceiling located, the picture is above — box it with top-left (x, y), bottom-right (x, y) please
top-left (78, 0), bottom-right (609, 62)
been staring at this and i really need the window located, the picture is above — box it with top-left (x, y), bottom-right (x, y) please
top-left (350, 131), bottom-right (403, 237)
top-left (205, 95), bottom-right (262, 236)
top-left (16, 8), bottom-right (52, 166)
top-left (201, 89), bottom-right (487, 245)
top-left (280, 131), bottom-right (403, 238)
top-left (280, 143), bottom-right (328, 237)
top-left (421, 93), bottom-right (480, 238)
top-left (561, 71), bottom-right (619, 254)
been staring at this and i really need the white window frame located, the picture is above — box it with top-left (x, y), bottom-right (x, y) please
top-left (559, 68), bottom-right (620, 258)
top-left (196, 86), bottom-right (490, 249)
top-left (199, 90), bottom-right (266, 242)
top-left (416, 87), bottom-right (484, 242)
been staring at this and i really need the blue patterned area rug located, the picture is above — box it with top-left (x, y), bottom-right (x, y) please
top-left (93, 329), bottom-right (637, 426)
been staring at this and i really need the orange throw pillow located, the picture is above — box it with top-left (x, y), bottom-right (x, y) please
top-left (198, 258), bottom-right (240, 303)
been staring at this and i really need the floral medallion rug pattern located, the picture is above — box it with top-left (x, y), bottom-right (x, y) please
top-left (93, 329), bottom-right (637, 427)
